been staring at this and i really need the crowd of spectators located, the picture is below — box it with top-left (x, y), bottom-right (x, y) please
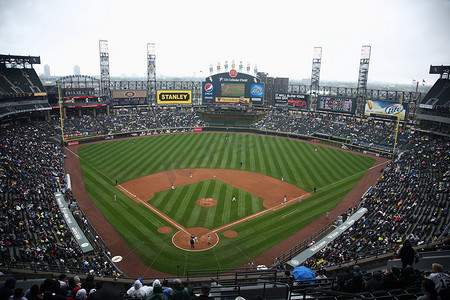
top-left (0, 276), bottom-right (219, 300)
top-left (302, 134), bottom-right (449, 269)
top-left (47, 108), bottom-right (420, 157)
top-left (0, 122), bottom-right (119, 277)
top-left (50, 108), bottom-right (207, 138)
top-left (251, 112), bottom-right (414, 153)
top-left (1, 108), bottom-right (449, 299)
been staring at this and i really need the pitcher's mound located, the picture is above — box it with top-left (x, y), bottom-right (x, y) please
top-left (196, 198), bottom-right (217, 207)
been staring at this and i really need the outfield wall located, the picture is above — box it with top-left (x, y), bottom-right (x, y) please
top-left (64, 126), bottom-right (393, 158)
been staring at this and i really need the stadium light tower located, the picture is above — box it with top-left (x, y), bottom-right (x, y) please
top-left (147, 43), bottom-right (156, 105)
top-left (99, 40), bottom-right (111, 100)
top-left (357, 45), bottom-right (371, 115)
top-left (311, 47), bottom-right (322, 90)
top-left (310, 47), bottom-right (322, 110)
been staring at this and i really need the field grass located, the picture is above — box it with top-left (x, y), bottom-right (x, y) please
top-left (77, 133), bottom-right (375, 275)
top-left (153, 179), bottom-right (265, 229)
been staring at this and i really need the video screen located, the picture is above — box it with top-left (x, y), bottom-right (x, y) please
top-left (317, 96), bottom-right (355, 113)
top-left (220, 83), bottom-right (245, 97)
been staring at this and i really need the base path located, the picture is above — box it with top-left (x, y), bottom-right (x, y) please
top-left (118, 168), bottom-right (309, 251)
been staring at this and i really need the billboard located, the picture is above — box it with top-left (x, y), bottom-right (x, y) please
top-left (113, 90), bottom-right (147, 106)
top-left (364, 100), bottom-right (407, 120)
top-left (202, 71), bottom-right (264, 105)
top-left (317, 96), bottom-right (355, 113)
top-left (274, 93), bottom-right (309, 109)
top-left (157, 90), bottom-right (192, 105)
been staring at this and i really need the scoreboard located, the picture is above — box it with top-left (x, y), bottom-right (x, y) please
top-left (202, 71), bottom-right (264, 105)
top-left (112, 90), bottom-right (147, 106)
top-left (274, 93), bottom-right (309, 109)
top-left (317, 96), bottom-right (355, 113)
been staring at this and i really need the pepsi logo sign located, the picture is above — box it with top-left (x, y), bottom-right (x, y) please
top-left (204, 83), bottom-right (213, 92)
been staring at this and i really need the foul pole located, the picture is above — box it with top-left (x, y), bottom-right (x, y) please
top-left (58, 84), bottom-right (65, 146)
top-left (391, 94), bottom-right (403, 161)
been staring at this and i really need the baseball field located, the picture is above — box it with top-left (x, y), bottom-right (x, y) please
top-left (71, 132), bottom-right (377, 276)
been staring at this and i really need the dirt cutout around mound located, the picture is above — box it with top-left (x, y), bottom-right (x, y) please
top-left (196, 198), bottom-right (218, 207)
top-left (223, 230), bottom-right (238, 238)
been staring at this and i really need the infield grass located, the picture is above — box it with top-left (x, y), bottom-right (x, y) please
top-left (153, 179), bottom-right (265, 229)
top-left (77, 133), bottom-right (375, 275)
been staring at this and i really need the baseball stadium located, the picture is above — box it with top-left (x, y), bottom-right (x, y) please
top-left (0, 45), bottom-right (449, 299)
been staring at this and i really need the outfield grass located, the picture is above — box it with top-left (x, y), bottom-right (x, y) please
top-left (77, 133), bottom-right (375, 275)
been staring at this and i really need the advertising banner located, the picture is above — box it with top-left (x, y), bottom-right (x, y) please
top-left (364, 100), bottom-right (407, 120)
top-left (157, 90), bottom-right (192, 105)
top-left (215, 97), bottom-right (250, 104)
top-left (202, 83), bottom-right (215, 101)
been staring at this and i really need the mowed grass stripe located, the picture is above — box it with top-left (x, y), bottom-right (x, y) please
top-left (320, 147), bottom-right (354, 180)
top-left (248, 135), bottom-right (258, 172)
top-left (304, 147), bottom-right (335, 186)
top-left (205, 134), bottom-right (226, 169)
top-left (255, 136), bottom-right (271, 174)
top-left (281, 140), bottom-right (310, 188)
top-left (272, 138), bottom-right (297, 183)
top-left (173, 134), bottom-right (204, 169)
top-left (291, 143), bottom-right (321, 189)
top-left (266, 137), bottom-right (285, 180)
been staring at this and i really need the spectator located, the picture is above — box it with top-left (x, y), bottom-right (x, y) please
top-left (58, 274), bottom-right (68, 289)
top-left (0, 278), bottom-right (16, 300)
top-left (315, 269), bottom-right (327, 280)
top-left (169, 279), bottom-right (192, 300)
top-left (417, 278), bottom-right (439, 300)
top-left (67, 286), bottom-right (81, 300)
top-left (81, 275), bottom-right (95, 296)
top-left (25, 285), bottom-right (41, 300)
top-left (365, 271), bottom-right (384, 292)
top-left (397, 239), bottom-right (417, 268)
top-left (127, 279), bottom-right (151, 298)
top-left (427, 263), bottom-right (450, 298)
top-left (382, 269), bottom-right (399, 290)
top-left (87, 284), bottom-right (122, 300)
top-left (146, 284), bottom-right (167, 300)
top-left (9, 288), bottom-right (26, 300)
top-left (353, 265), bottom-right (363, 278)
top-left (75, 288), bottom-right (87, 300)
top-left (191, 284), bottom-right (213, 300)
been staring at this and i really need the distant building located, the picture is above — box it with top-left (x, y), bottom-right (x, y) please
top-left (257, 72), bottom-right (289, 107)
top-left (44, 64), bottom-right (50, 77)
top-left (74, 65), bottom-right (81, 75)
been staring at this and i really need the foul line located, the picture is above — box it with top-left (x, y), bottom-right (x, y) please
top-left (118, 185), bottom-right (190, 236)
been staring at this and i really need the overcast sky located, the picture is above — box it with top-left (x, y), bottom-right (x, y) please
top-left (1, 0), bottom-right (449, 84)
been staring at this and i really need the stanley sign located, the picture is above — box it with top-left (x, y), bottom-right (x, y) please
top-left (157, 90), bottom-right (192, 104)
